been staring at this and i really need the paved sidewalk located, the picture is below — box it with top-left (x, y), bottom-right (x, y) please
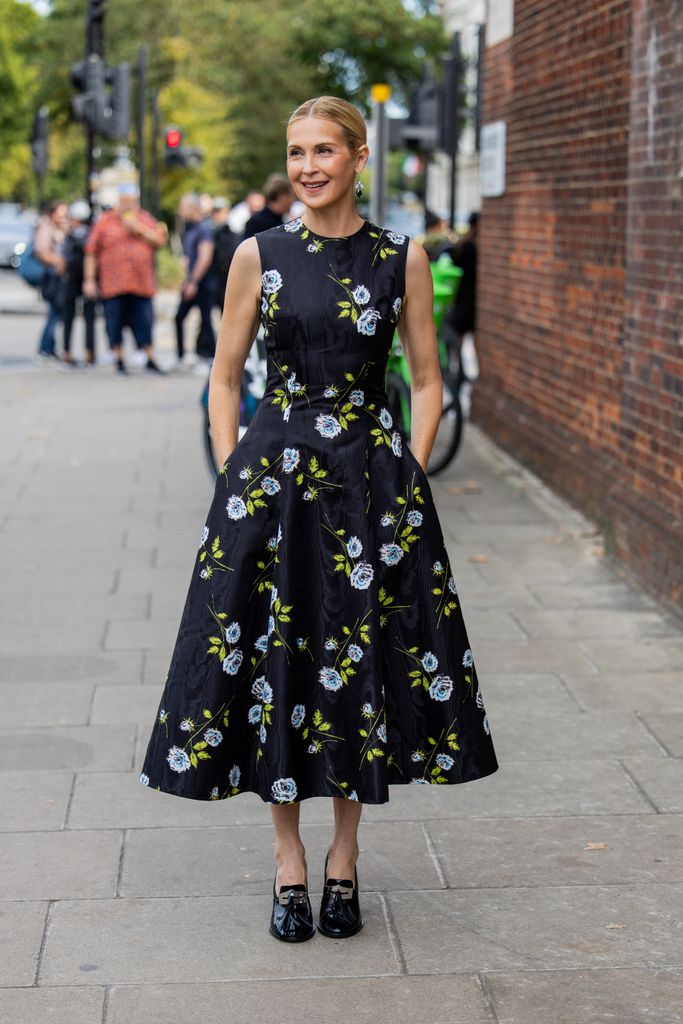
top-left (1, 362), bottom-right (682, 1024)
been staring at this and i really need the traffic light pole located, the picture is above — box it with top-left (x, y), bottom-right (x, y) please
top-left (151, 92), bottom-right (161, 219)
top-left (136, 46), bottom-right (148, 208)
top-left (370, 84), bottom-right (391, 226)
top-left (445, 32), bottom-right (462, 230)
top-left (85, 1), bottom-right (106, 212)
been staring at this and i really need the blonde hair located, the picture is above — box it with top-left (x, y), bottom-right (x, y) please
top-left (286, 96), bottom-right (367, 155)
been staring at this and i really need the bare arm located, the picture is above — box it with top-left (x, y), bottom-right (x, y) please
top-left (396, 239), bottom-right (443, 471)
top-left (208, 237), bottom-right (262, 467)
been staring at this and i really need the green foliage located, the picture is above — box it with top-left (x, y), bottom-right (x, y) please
top-left (4, 0), bottom-right (447, 203)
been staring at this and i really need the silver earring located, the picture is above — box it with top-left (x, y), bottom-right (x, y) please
top-left (354, 178), bottom-right (364, 198)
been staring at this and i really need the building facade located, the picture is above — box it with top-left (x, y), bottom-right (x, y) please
top-left (474, 0), bottom-right (682, 610)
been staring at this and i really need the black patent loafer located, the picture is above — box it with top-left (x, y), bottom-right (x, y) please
top-left (268, 876), bottom-right (316, 943)
top-left (317, 853), bottom-right (364, 938)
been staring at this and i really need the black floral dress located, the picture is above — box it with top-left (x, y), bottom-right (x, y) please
top-left (139, 217), bottom-right (499, 805)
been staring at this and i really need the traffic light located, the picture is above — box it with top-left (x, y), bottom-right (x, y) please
top-left (70, 54), bottom-right (109, 133)
top-left (164, 126), bottom-right (205, 170)
top-left (70, 56), bottom-right (131, 139)
top-left (165, 126), bottom-right (184, 166)
top-left (107, 62), bottom-right (131, 140)
top-left (30, 106), bottom-right (49, 178)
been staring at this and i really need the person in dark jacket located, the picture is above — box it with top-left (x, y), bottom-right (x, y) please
top-left (444, 211), bottom-right (480, 417)
top-left (210, 197), bottom-right (240, 313)
top-left (242, 174), bottom-right (294, 238)
top-left (61, 201), bottom-right (96, 368)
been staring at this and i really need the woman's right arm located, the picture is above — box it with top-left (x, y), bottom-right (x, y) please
top-left (208, 236), bottom-right (262, 468)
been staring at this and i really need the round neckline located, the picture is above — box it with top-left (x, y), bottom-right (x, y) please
top-left (299, 217), bottom-right (368, 240)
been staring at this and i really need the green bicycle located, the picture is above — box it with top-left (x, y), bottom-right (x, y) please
top-left (386, 254), bottom-right (464, 476)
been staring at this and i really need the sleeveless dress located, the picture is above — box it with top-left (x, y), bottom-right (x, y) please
top-left (139, 217), bottom-right (499, 805)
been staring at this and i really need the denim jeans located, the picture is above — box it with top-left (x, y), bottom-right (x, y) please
top-left (37, 299), bottom-right (62, 355)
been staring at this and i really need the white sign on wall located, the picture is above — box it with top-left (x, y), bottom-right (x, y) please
top-left (480, 121), bottom-right (506, 197)
top-left (487, 0), bottom-right (514, 46)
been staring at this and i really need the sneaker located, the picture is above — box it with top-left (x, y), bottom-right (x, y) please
top-left (145, 359), bottom-right (165, 374)
top-left (116, 359), bottom-right (129, 375)
top-left (180, 351), bottom-right (198, 368)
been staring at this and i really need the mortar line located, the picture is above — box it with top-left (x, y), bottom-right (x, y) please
top-left (34, 899), bottom-right (55, 986)
top-left (101, 985), bottom-right (111, 1024)
top-left (553, 671), bottom-right (586, 711)
top-left (420, 821), bottom-right (449, 888)
top-left (115, 829), bottom-right (128, 898)
top-left (377, 891), bottom-right (408, 975)
top-left (618, 760), bottom-right (660, 813)
top-left (62, 772), bottom-right (78, 830)
top-left (634, 711), bottom-right (674, 758)
top-left (476, 972), bottom-right (501, 1023)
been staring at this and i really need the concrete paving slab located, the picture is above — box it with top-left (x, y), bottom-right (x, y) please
top-left (0, 650), bottom-right (144, 685)
top-left (104, 618), bottom-right (179, 651)
top-left (0, 771), bottom-right (73, 831)
top-left (622, 759), bottom-right (683, 813)
top-left (0, 830), bottom-right (121, 899)
top-left (40, 893), bottom-right (397, 985)
top-left (579, 638), bottom-right (683, 673)
top-left (108, 975), bottom-right (492, 1024)
top-left (560, 671), bottom-right (683, 712)
top-left (484, 967), bottom-right (683, 1024)
top-left (90, 684), bottom-right (160, 725)
top-left (120, 819), bottom-right (442, 897)
top-left (526, 581), bottom-right (659, 611)
top-left (0, 987), bottom-right (105, 1024)
top-left (428, 814), bottom-right (683, 888)
top-left (0, 682), bottom-right (93, 726)
top-left (0, 900), bottom-right (48, 985)
top-left (473, 639), bottom-right (595, 674)
top-left (389, 883), bottom-right (683, 973)
top-left (639, 712), bottom-right (683, 757)
top-left (0, 725), bottom-right (135, 771)
top-left (490, 709), bottom-right (663, 761)
top-left (362, 760), bottom-right (654, 819)
top-left (474, 673), bottom-right (580, 713)
top-left (513, 607), bottom-right (679, 639)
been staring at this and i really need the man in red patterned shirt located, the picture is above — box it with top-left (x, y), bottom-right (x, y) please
top-left (84, 184), bottom-right (168, 374)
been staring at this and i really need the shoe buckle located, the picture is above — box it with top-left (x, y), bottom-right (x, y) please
top-left (324, 882), bottom-right (354, 900)
top-left (278, 888), bottom-right (308, 907)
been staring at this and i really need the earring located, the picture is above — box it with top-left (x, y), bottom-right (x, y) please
top-left (354, 178), bottom-right (365, 198)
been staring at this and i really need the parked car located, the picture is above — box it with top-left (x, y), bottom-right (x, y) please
top-left (0, 205), bottom-right (38, 269)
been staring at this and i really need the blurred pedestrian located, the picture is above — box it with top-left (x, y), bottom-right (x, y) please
top-left (227, 190), bottom-right (264, 235)
top-left (175, 193), bottom-right (217, 366)
top-left (444, 211), bottom-right (480, 416)
top-left (421, 209), bottom-right (455, 262)
top-left (33, 200), bottom-right (67, 363)
top-left (61, 200), bottom-right (96, 369)
top-left (83, 183), bottom-right (167, 375)
top-left (242, 174), bottom-right (294, 238)
top-left (210, 197), bottom-right (239, 313)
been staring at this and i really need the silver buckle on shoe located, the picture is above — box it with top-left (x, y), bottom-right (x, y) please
top-left (278, 888), bottom-right (308, 906)
top-left (324, 882), bottom-right (354, 900)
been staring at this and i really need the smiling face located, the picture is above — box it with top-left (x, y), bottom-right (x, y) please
top-left (286, 116), bottom-right (368, 211)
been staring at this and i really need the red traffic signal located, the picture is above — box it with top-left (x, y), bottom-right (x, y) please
top-left (165, 128), bottom-right (182, 149)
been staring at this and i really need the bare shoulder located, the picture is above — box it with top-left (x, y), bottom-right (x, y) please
top-left (406, 237), bottom-right (430, 274)
top-left (231, 235), bottom-right (261, 271)
top-left (226, 236), bottom-right (261, 299)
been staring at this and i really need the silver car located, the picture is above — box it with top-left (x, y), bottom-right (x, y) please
top-left (0, 204), bottom-right (38, 269)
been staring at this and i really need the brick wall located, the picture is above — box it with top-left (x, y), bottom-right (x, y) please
top-left (475, 0), bottom-right (683, 611)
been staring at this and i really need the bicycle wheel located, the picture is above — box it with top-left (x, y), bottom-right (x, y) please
top-left (386, 369), bottom-right (412, 436)
top-left (427, 373), bottom-right (463, 476)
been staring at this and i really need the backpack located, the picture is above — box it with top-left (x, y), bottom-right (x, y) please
top-left (16, 240), bottom-right (46, 288)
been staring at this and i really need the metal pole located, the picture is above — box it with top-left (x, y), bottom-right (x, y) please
top-left (370, 84), bottom-right (391, 225)
top-left (151, 91), bottom-right (161, 218)
top-left (448, 32), bottom-right (462, 230)
top-left (136, 46), bottom-right (148, 207)
top-left (85, 1), bottom-right (106, 212)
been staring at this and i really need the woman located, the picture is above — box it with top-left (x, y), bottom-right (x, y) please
top-left (139, 96), bottom-right (498, 943)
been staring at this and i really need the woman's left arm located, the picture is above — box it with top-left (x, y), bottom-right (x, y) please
top-left (396, 239), bottom-right (443, 471)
